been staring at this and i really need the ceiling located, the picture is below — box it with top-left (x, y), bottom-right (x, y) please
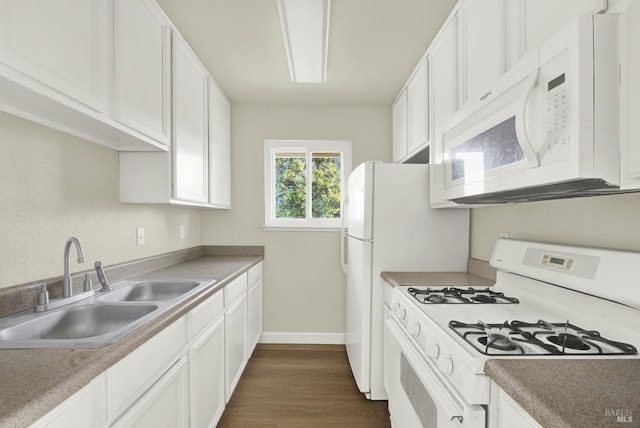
top-left (156, 0), bottom-right (457, 105)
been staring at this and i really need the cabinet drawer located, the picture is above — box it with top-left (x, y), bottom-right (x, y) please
top-left (106, 317), bottom-right (186, 420)
top-left (224, 273), bottom-right (247, 306)
top-left (248, 262), bottom-right (262, 286)
top-left (111, 356), bottom-right (189, 428)
top-left (188, 289), bottom-right (224, 340)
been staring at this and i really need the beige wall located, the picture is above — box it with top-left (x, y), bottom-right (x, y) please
top-left (201, 103), bottom-right (391, 335)
top-left (470, 192), bottom-right (640, 261)
top-left (0, 112), bottom-right (201, 288)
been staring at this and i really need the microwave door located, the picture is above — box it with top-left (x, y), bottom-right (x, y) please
top-left (441, 54), bottom-right (542, 198)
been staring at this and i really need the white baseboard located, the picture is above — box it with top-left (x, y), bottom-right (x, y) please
top-left (259, 332), bottom-right (345, 345)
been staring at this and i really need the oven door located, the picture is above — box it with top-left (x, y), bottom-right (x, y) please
top-left (385, 318), bottom-right (485, 428)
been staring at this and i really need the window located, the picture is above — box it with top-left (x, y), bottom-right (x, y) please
top-left (264, 140), bottom-right (352, 229)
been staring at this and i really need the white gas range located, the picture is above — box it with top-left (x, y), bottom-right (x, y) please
top-left (384, 239), bottom-right (640, 428)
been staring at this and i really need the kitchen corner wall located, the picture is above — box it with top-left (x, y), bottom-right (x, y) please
top-left (0, 112), bottom-right (201, 289)
top-left (201, 103), bottom-right (391, 337)
top-left (470, 192), bottom-right (640, 261)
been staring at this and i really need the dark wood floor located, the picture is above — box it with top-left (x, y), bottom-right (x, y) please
top-left (217, 344), bottom-right (391, 428)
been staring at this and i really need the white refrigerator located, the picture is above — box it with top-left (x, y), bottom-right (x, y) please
top-left (341, 161), bottom-right (469, 400)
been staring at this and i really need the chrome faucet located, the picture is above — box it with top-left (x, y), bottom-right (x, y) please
top-left (62, 237), bottom-right (85, 298)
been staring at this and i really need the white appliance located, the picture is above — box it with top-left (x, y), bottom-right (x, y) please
top-left (341, 161), bottom-right (469, 400)
top-left (385, 238), bottom-right (640, 427)
top-left (432, 14), bottom-right (620, 205)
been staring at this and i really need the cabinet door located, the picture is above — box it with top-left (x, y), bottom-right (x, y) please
top-left (620, 1), bottom-right (640, 189)
top-left (225, 293), bottom-right (248, 401)
top-left (392, 89), bottom-right (409, 162)
top-left (189, 317), bottom-right (225, 428)
top-left (114, 0), bottom-right (170, 145)
top-left (208, 78), bottom-right (232, 208)
top-left (106, 317), bottom-right (186, 420)
top-left (172, 34), bottom-right (209, 204)
top-left (111, 357), bottom-right (189, 428)
top-left (521, 0), bottom-right (601, 58)
top-left (490, 383), bottom-right (542, 428)
top-left (31, 374), bottom-right (107, 428)
top-left (431, 12), bottom-right (459, 135)
top-left (407, 57), bottom-right (430, 155)
top-left (0, 0), bottom-right (109, 111)
top-left (248, 279), bottom-right (263, 356)
top-left (461, 0), bottom-right (505, 104)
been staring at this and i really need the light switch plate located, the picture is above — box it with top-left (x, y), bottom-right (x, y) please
top-left (180, 225), bottom-right (186, 239)
top-left (136, 227), bottom-right (145, 245)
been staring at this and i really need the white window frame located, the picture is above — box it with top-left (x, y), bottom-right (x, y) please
top-left (264, 139), bottom-right (352, 230)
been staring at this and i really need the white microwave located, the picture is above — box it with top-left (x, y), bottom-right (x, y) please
top-left (435, 14), bottom-right (619, 204)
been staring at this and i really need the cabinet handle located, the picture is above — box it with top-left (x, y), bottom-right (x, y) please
top-left (451, 415), bottom-right (464, 423)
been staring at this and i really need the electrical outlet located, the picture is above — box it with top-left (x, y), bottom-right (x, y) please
top-left (180, 225), bottom-right (186, 239)
top-left (136, 227), bottom-right (145, 245)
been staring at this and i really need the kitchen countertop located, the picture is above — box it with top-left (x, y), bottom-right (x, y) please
top-left (485, 359), bottom-right (640, 428)
top-left (380, 271), bottom-right (495, 288)
top-left (0, 255), bottom-right (262, 428)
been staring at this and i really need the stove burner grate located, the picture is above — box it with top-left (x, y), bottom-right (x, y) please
top-left (448, 319), bottom-right (638, 356)
top-left (406, 287), bottom-right (519, 305)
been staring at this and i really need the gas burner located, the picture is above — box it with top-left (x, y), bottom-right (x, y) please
top-left (449, 319), bottom-right (639, 356)
top-left (405, 287), bottom-right (519, 305)
top-left (548, 333), bottom-right (590, 351)
top-left (479, 334), bottom-right (521, 353)
top-left (427, 295), bottom-right (447, 304)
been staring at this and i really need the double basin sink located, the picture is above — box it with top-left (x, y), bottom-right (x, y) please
top-left (0, 279), bottom-right (216, 349)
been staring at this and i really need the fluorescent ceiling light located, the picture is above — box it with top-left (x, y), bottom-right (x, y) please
top-left (277, 0), bottom-right (330, 83)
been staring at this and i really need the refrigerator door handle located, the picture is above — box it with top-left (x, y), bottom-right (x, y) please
top-left (340, 195), bottom-right (349, 274)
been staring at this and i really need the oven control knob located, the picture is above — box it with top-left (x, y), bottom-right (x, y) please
top-left (425, 342), bottom-right (439, 358)
top-left (438, 357), bottom-right (454, 375)
top-left (394, 307), bottom-right (406, 320)
top-left (408, 321), bottom-right (420, 337)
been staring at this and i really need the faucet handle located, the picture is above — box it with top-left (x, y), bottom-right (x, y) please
top-left (83, 272), bottom-right (93, 292)
top-left (94, 261), bottom-right (110, 291)
top-left (33, 283), bottom-right (49, 313)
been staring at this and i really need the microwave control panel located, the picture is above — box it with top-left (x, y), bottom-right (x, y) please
top-left (542, 71), bottom-right (571, 164)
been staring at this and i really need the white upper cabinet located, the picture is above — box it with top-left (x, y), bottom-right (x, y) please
top-left (0, 0), bottom-right (110, 111)
top-left (172, 33), bottom-right (209, 204)
top-left (509, 0), bottom-right (604, 63)
top-left (392, 89), bottom-right (408, 162)
top-left (113, 0), bottom-right (171, 145)
top-left (431, 12), bottom-right (459, 137)
top-left (619, 1), bottom-right (640, 190)
top-left (460, 0), bottom-right (505, 105)
top-left (407, 57), bottom-right (430, 155)
top-left (392, 56), bottom-right (430, 163)
top-left (208, 78), bottom-right (232, 208)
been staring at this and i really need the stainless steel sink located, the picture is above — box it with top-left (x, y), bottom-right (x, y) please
top-left (0, 303), bottom-right (158, 348)
top-left (0, 278), bottom-right (216, 349)
top-left (100, 281), bottom-right (202, 302)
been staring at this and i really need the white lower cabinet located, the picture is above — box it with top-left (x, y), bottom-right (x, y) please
top-left (188, 318), bottom-right (225, 428)
top-left (31, 374), bottom-right (107, 428)
top-left (106, 317), bottom-right (187, 421)
top-left (248, 279), bottom-right (263, 356)
top-left (489, 382), bottom-right (542, 428)
top-left (188, 292), bottom-right (225, 428)
top-left (247, 262), bottom-right (263, 356)
top-left (225, 293), bottom-right (248, 401)
top-left (111, 357), bottom-right (189, 428)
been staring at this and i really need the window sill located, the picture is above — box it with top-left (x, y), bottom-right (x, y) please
top-left (261, 225), bottom-right (341, 232)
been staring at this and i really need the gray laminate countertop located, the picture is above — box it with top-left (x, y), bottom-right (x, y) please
top-left (0, 255), bottom-right (262, 428)
top-left (381, 271), bottom-right (495, 288)
top-left (485, 358), bottom-right (640, 428)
